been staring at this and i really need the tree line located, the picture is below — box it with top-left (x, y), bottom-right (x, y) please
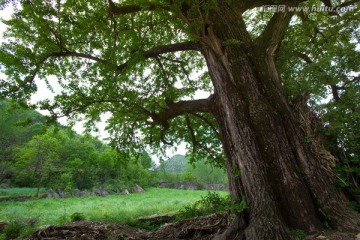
top-left (0, 99), bottom-right (228, 193)
top-left (0, 99), bottom-right (154, 193)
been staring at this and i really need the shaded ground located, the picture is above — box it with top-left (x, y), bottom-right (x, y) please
top-left (24, 213), bottom-right (359, 240)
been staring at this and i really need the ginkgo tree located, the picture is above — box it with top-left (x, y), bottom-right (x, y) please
top-left (0, 0), bottom-right (359, 239)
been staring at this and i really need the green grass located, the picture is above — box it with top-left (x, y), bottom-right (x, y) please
top-left (0, 188), bottom-right (228, 228)
top-left (0, 188), bottom-right (46, 198)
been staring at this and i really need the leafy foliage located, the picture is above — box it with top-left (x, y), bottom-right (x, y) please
top-left (70, 212), bottom-right (86, 222)
top-left (178, 191), bottom-right (230, 219)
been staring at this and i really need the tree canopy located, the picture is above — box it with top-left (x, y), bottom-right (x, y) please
top-left (0, 0), bottom-right (357, 162)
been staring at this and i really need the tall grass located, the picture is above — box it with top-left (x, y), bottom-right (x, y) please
top-left (0, 188), bottom-right (46, 198)
top-left (0, 188), bottom-right (228, 227)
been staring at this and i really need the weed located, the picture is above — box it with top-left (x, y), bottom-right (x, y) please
top-left (227, 197), bottom-right (247, 215)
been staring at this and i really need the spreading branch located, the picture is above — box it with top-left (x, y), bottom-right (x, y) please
top-left (49, 41), bottom-right (201, 73)
top-left (149, 97), bottom-right (213, 144)
top-left (151, 98), bottom-right (212, 125)
top-left (4, 41), bottom-right (200, 97)
top-left (115, 41), bottom-right (201, 72)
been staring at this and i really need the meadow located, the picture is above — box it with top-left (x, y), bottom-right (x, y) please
top-left (0, 188), bottom-right (46, 199)
top-left (0, 188), bottom-right (228, 228)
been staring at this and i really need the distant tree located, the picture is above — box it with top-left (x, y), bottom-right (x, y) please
top-left (139, 151), bottom-right (154, 169)
top-left (0, 100), bottom-right (45, 182)
top-left (13, 130), bottom-right (61, 195)
top-left (188, 160), bottom-right (227, 185)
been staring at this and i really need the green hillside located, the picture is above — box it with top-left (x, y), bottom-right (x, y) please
top-left (0, 99), bottom-right (155, 191)
top-left (156, 154), bottom-right (228, 185)
top-left (159, 154), bottom-right (188, 174)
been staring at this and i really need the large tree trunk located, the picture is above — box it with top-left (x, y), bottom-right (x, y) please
top-left (201, 3), bottom-right (360, 240)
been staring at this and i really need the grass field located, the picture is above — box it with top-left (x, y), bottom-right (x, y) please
top-left (0, 188), bottom-right (227, 228)
top-left (0, 188), bottom-right (46, 198)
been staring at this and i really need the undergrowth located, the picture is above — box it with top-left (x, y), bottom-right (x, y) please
top-left (177, 191), bottom-right (246, 220)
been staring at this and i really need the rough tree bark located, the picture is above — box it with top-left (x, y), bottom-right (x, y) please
top-left (197, 2), bottom-right (360, 240)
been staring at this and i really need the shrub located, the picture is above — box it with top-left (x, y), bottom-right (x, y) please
top-left (70, 212), bottom-right (86, 222)
top-left (178, 192), bottom-right (228, 219)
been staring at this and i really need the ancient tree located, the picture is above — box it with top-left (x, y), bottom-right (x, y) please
top-left (0, 0), bottom-right (359, 239)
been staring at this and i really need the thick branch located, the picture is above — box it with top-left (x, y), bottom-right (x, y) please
top-left (151, 98), bottom-right (212, 125)
top-left (144, 98), bottom-right (213, 146)
top-left (254, 2), bottom-right (298, 56)
top-left (292, 51), bottom-right (313, 64)
top-left (60, 96), bottom-right (213, 130)
top-left (116, 41), bottom-right (201, 71)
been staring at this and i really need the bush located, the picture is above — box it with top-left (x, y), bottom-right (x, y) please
top-left (178, 192), bottom-right (228, 219)
top-left (70, 212), bottom-right (86, 222)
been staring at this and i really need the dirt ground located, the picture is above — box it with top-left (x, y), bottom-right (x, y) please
top-left (23, 213), bottom-right (359, 240)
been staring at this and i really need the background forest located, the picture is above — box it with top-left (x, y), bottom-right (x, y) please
top-left (0, 99), bottom-right (227, 195)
